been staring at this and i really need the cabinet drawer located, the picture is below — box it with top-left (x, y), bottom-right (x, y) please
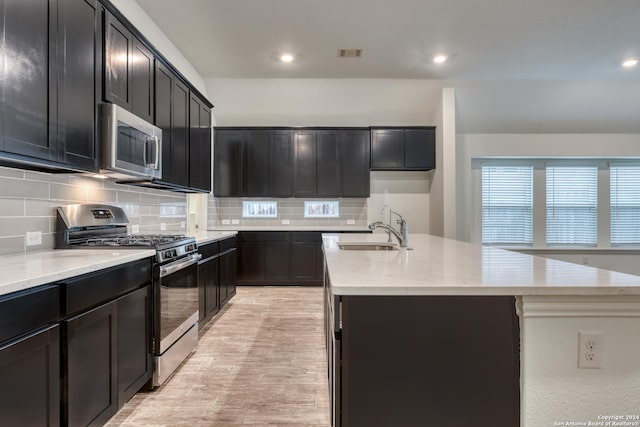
top-left (63, 258), bottom-right (152, 315)
top-left (219, 236), bottom-right (237, 252)
top-left (291, 231), bottom-right (321, 242)
top-left (239, 232), bottom-right (289, 242)
top-left (0, 285), bottom-right (60, 344)
top-left (198, 241), bottom-right (220, 260)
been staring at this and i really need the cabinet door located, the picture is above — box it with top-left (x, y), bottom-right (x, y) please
top-left (0, 325), bottom-right (60, 427)
top-left (0, 0), bottom-right (54, 160)
top-left (293, 131), bottom-right (317, 196)
top-left (265, 241), bottom-right (290, 282)
top-left (198, 256), bottom-right (220, 325)
top-left (214, 130), bottom-right (245, 197)
top-left (56, 0), bottom-right (100, 170)
top-left (65, 300), bottom-right (118, 427)
top-left (154, 61), bottom-right (174, 183)
top-left (245, 130), bottom-right (270, 196)
top-left (291, 242), bottom-right (319, 282)
top-left (131, 39), bottom-right (154, 123)
top-left (317, 131), bottom-right (341, 197)
top-left (117, 285), bottom-right (152, 407)
top-left (404, 128), bottom-right (435, 170)
top-left (269, 131), bottom-right (293, 197)
top-left (189, 94), bottom-right (212, 192)
top-left (220, 249), bottom-right (237, 305)
top-left (238, 242), bottom-right (265, 284)
top-left (341, 130), bottom-right (370, 197)
top-left (171, 78), bottom-right (190, 187)
top-left (104, 12), bottom-right (133, 110)
top-left (371, 129), bottom-right (403, 170)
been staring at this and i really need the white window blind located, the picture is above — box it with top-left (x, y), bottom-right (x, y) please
top-left (546, 166), bottom-right (598, 245)
top-left (482, 166), bottom-right (533, 245)
top-left (610, 165), bottom-right (640, 245)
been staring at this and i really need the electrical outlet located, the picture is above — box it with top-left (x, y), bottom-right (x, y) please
top-left (347, 219), bottom-right (355, 225)
top-left (160, 223), bottom-right (167, 231)
top-left (582, 255), bottom-right (589, 265)
top-left (26, 231), bottom-right (42, 246)
top-left (180, 221), bottom-right (186, 229)
top-left (231, 219), bottom-right (240, 225)
top-left (131, 224), bottom-right (140, 234)
top-left (578, 332), bottom-right (603, 369)
top-left (222, 219), bottom-right (231, 225)
top-left (282, 219), bottom-right (290, 225)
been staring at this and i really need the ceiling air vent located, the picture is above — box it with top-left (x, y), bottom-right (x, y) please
top-left (338, 49), bottom-right (362, 58)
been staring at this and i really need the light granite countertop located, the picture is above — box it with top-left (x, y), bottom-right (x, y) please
top-left (0, 249), bottom-right (156, 298)
top-left (193, 230), bottom-right (238, 245)
top-left (322, 233), bottom-right (640, 296)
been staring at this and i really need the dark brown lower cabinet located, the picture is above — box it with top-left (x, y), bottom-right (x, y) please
top-left (64, 299), bottom-right (118, 427)
top-left (117, 286), bottom-right (153, 407)
top-left (220, 247), bottom-right (237, 306)
top-left (0, 325), bottom-right (60, 427)
top-left (64, 285), bottom-right (152, 427)
top-left (238, 232), bottom-right (324, 286)
top-left (326, 291), bottom-right (521, 427)
top-left (198, 237), bottom-right (237, 328)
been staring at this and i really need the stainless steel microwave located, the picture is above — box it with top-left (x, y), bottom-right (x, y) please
top-left (100, 103), bottom-right (162, 180)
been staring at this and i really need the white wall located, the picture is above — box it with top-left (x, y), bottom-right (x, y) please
top-left (429, 88), bottom-right (456, 238)
top-left (456, 133), bottom-right (640, 242)
top-left (205, 78), bottom-right (443, 126)
top-left (519, 296), bottom-right (640, 427)
top-left (111, 0), bottom-right (209, 97)
top-left (368, 172), bottom-right (431, 234)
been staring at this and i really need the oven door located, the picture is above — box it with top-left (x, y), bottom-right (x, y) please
top-left (155, 253), bottom-right (201, 354)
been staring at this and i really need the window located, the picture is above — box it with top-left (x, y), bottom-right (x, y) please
top-left (242, 201), bottom-right (278, 218)
top-left (546, 166), bottom-right (598, 245)
top-left (481, 166), bottom-right (533, 245)
top-left (304, 201), bottom-right (339, 218)
top-left (610, 165), bottom-right (640, 245)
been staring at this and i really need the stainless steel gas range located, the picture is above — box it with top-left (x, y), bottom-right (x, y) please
top-left (55, 203), bottom-right (200, 387)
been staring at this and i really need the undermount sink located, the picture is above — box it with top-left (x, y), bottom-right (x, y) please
top-left (337, 242), bottom-right (399, 251)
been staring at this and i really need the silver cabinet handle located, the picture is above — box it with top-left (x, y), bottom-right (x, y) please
top-left (160, 253), bottom-right (202, 278)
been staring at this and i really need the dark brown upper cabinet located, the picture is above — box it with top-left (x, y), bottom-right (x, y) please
top-left (0, 0), bottom-right (100, 172)
top-left (213, 127), bottom-right (371, 198)
top-left (155, 61), bottom-right (189, 188)
top-left (245, 130), bottom-right (271, 197)
top-left (293, 130), bottom-right (317, 197)
top-left (269, 131), bottom-right (294, 197)
top-left (189, 93), bottom-right (212, 192)
top-left (341, 130), bottom-right (371, 198)
top-left (105, 11), bottom-right (154, 123)
top-left (371, 127), bottom-right (435, 171)
top-left (316, 131), bottom-right (341, 197)
top-left (214, 130), bottom-right (245, 197)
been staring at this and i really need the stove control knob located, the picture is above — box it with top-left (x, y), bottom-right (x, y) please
top-left (164, 250), bottom-right (173, 259)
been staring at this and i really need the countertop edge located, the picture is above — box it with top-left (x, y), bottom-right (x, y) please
top-left (0, 249), bottom-right (156, 298)
top-left (194, 231), bottom-right (238, 245)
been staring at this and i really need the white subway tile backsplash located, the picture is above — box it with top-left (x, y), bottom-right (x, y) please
top-left (208, 195), bottom-right (368, 228)
top-left (0, 168), bottom-right (187, 256)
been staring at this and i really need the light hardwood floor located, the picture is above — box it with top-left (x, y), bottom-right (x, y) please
top-left (107, 286), bottom-right (330, 427)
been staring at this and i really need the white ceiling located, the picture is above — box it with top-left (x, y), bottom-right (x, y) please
top-left (135, 0), bottom-right (640, 80)
top-left (134, 0), bottom-right (640, 133)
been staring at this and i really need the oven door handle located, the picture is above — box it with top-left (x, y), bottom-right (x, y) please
top-left (160, 253), bottom-right (202, 278)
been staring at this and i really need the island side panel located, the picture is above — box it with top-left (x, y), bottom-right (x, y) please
top-left (340, 295), bottom-right (520, 427)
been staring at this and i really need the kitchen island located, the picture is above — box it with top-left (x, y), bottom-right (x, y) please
top-left (323, 233), bottom-right (640, 427)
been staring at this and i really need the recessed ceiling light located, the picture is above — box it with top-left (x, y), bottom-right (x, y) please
top-left (433, 55), bottom-right (447, 64)
top-left (280, 54), bottom-right (294, 63)
top-left (92, 174), bottom-right (108, 179)
top-left (622, 58), bottom-right (638, 67)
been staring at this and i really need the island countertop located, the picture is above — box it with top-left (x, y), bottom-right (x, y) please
top-left (322, 233), bottom-right (640, 296)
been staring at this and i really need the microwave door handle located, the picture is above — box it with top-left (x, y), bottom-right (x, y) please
top-left (143, 138), bottom-right (149, 167)
top-left (153, 135), bottom-right (160, 170)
